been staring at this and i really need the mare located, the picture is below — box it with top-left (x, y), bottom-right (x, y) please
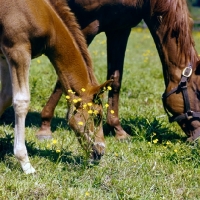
top-left (37, 0), bottom-right (200, 141)
top-left (0, 0), bottom-right (111, 173)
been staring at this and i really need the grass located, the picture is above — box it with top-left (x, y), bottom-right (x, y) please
top-left (0, 28), bottom-right (200, 199)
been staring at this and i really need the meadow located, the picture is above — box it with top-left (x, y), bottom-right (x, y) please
top-left (0, 28), bottom-right (200, 199)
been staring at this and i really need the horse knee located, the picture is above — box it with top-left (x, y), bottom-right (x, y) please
top-left (111, 74), bottom-right (121, 93)
top-left (13, 94), bottom-right (30, 116)
top-left (107, 116), bottom-right (120, 127)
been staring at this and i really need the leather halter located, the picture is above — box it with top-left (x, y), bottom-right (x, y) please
top-left (162, 64), bottom-right (200, 123)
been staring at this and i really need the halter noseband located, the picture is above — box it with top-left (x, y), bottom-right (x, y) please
top-left (162, 64), bottom-right (200, 123)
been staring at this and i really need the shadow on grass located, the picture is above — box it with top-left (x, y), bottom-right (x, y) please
top-left (1, 107), bottom-right (187, 143)
top-left (0, 132), bottom-right (85, 167)
top-left (0, 106), bottom-right (69, 132)
top-left (103, 116), bottom-right (187, 143)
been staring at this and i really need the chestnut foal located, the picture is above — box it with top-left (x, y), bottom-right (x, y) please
top-left (0, 0), bottom-right (111, 173)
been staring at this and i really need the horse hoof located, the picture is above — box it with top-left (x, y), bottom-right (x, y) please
top-left (36, 135), bottom-right (52, 141)
top-left (35, 128), bottom-right (53, 141)
top-left (21, 163), bottom-right (36, 174)
top-left (91, 142), bottom-right (105, 161)
top-left (115, 129), bottom-right (131, 141)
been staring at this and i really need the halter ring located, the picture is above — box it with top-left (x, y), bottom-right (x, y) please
top-left (182, 67), bottom-right (192, 78)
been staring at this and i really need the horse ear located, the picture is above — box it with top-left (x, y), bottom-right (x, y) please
top-left (90, 79), bottom-right (113, 103)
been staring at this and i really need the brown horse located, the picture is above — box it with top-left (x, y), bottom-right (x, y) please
top-left (37, 0), bottom-right (200, 141)
top-left (0, 0), bottom-right (111, 173)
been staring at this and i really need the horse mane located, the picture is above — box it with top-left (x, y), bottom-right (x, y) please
top-left (47, 0), bottom-right (98, 85)
top-left (150, 0), bottom-right (198, 66)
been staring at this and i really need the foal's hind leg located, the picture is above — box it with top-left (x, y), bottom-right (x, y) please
top-left (105, 28), bottom-right (131, 140)
top-left (4, 47), bottom-right (35, 174)
top-left (0, 55), bottom-right (12, 116)
top-left (36, 80), bottom-right (62, 140)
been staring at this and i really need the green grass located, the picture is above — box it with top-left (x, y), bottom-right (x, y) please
top-left (0, 28), bottom-right (200, 199)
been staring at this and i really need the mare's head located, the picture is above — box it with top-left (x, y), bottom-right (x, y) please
top-left (145, 0), bottom-right (200, 141)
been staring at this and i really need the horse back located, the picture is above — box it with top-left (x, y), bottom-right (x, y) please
top-left (0, 0), bottom-right (57, 57)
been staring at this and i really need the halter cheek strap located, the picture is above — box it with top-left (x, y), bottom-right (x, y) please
top-left (162, 64), bottom-right (200, 123)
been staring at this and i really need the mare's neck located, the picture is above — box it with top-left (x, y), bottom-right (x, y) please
top-left (148, 25), bottom-right (199, 88)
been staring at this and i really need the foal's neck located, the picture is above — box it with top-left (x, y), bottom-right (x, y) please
top-left (44, 0), bottom-right (97, 96)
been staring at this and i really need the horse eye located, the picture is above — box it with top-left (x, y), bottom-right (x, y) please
top-left (157, 15), bottom-right (162, 24)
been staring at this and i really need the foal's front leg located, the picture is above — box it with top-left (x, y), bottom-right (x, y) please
top-left (5, 47), bottom-right (35, 174)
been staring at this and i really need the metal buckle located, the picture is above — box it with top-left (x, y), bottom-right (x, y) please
top-left (182, 67), bottom-right (192, 78)
top-left (186, 111), bottom-right (193, 120)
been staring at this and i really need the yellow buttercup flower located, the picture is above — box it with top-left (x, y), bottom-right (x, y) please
top-left (66, 95), bottom-right (70, 100)
top-left (93, 110), bottom-right (99, 115)
top-left (88, 110), bottom-right (93, 114)
top-left (52, 139), bottom-right (57, 144)
top-left (110, 110), bottom-right (115, 114)
top-left (68, 89), bottom-right (73, 93)
top-left (81, 88), bottom-right (86, 92)
top-left (153, 139), bottom-right (158, 144)
top-left (107, 86), bottom-right (112, 90)
top-left (166, 141), bottom-right (171, 145)
top-left (73, 99), bottom-right (78, 103)
top-left (78, 121), bottom-right (84, 126)
top-left (87, 102), bottom-right (93, 107)
top-left (174, 149), bottom-right (178, 153)
top-left (56, 150), bottom-right (61, 153)
top-left (83, 103), bottom-right (87, 109)
top-left (85, 192), bottom-right (90, 197)
top-left (105, 103), bottom-right (109, 108)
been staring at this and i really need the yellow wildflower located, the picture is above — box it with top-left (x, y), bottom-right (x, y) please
top-left (87, 102), bottom-right (93, 106)
top-left (93, 110), bottom-right (99, 115)
top-left (107, 86), bottom-right (112, 90)
top-left (77, 98), bottom-right (82, 102)
top-left (81, 88), bottom-right (86, 92)
top-left (88, 110), bottom-right (93, 114)
top-left (73, 99), bottom-right (78, 103)
top-left (56, 150), bottom-right (61, 153)
top-left (52, 139), bottom-right (57, 144)
top-left (66, 95), bottom-right (70, 100)
top-left (153, 139), bottom-right (158, 144)
top-left (174, 149), bottom-right (178, 153)
top-left (110, 110), bottom-right (115, 114)
top-left (78, 121), bottom-right (84, 126)
top-left (85, 192), bottom-right (90, 197)
top-left (68, 89), bottom-right (73, 93)
top-left (166, 141), bottom-right (171, 145)
top-left (105, 103), bottom-right (109, 108)
top-left (83, 103), bottom-right (87, 109)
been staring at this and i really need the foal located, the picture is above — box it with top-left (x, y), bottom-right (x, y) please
top-left (0, 0), bottom-right (110, 173)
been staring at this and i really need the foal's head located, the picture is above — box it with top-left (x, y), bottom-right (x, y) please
top-left (66, 81), bottom-right (112, 159)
